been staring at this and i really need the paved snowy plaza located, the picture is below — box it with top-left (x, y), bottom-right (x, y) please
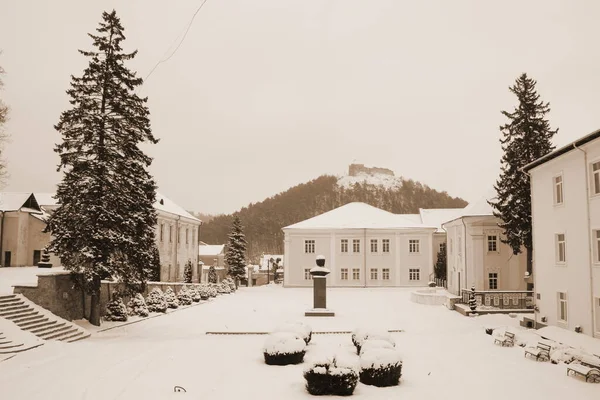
top-left (0, 285), bottom-right (597, 399)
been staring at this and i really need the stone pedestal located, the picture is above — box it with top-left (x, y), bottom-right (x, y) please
top-left (305, 255), bottom-right (335, 317)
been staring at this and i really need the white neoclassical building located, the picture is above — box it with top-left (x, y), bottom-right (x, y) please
top-left (524, 128), bottom-right (600, 338)
top-left (282, 202), bottom-right (440, 287)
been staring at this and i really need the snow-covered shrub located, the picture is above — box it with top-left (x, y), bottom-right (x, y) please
top-left (209, 283), bottom-right (218, 297)
top-left (164, 287), bottom-right (179, 309)
top-left (177, 286), bottom-right (193, 306)
top-left (468, 286), bottom-right (477, 311)
top-left (190, 285), bottom-right (202, 302)
top-left (217, 282), bottom-right (231, 294)
top-left (274, 321), bottom-right (313, 344)
top-left (146, 287), bottom-right (167, 313)
top-left (303, 354), bottom-right (359, 396)
top-left (224, 277), bottom-right (236, 291)
top-left (359, 348), bottom-right (403, 387)
top-left (428, 281), bottom-right (436, 287)
top-left (104, 292), bottom-right (128, 321)
top-left (198, 284), bottom-right (210, 300)
top-left (359, 339), bottom-right (395, 355)
top-left (183, 260), bottom-right (193, 283)
top-left (127, 293), bottom-right (149, 317)
top-left (352, 328), bottom-right (394, 355)
top-left (263, 332), bottom-right (306, 365)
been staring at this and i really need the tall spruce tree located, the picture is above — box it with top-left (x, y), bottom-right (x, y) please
top-left (434, 245), bottom-right (447, 280)
top-left (489, 74), bottom-right (557, 277)
top-left (46, 10), bottom-right (158, 326)
top-left (225, 216), bottom-right (247, 287)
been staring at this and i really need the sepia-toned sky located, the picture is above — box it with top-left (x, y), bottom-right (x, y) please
top-left (1, 0), bottom-right (599, 214)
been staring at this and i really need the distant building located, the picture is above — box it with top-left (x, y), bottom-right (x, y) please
top-left (442, 189), bottom-right (528, 296)
top-left (524, 129), bottom-right (600, 337)
top-left (283, 202), bottom-right (439, 287)
top-left (199, 243), bottom-right (226, 282)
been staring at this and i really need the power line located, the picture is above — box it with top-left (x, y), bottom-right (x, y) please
top-left (142, 0), bottom-right (210, 85)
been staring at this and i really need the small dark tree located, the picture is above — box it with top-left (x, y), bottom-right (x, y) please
top-left (434, 245), bottom-right (447, 280)
top-left (149, 245), bottom-right (161, 282)
top-left (208, 266), bottom-right (218, 284)
top-left (489, 74), bottom-right (557, 277)
top-left (183, 260), bottom-right (193, 283)
top-left (225, 216), bottom-right (247, 288)
top-left (45, 10), bottom-right (158, 325)
top-left (468, 285), bottom-right (477, 311)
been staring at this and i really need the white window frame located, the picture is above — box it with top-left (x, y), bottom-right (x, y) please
top-left (409, 268), bottom-right (420, 281)
top-left (352, 268), bottom-right (360, 280)
top-left (304, 240), bottom-right (315, 254)
top-left (370, 268), bottom-right (378, 280)
top-left (409, 239), bottom-right (420, 254)
top-left (382, 239), bottom-right (390, 253)
top-left (488, 272), bottom-right (498, 290)
top-left (340, 239), bottom-right (348, 253)
top-left (557, 292), bottom-right (568, 323)
top-left (592, 161), bottom-right (600, 196)
top-left (382, 268), bottom-right (390, 280)
top-left (553, 174), bottom-right (564, 205)
top-left (594, 230), bottom-right (600, 265)
top-left (487, 235), bottom-right (498, 253)
top-left (304, 269), bottom-right (312, 280)
top-left (340, 268), bottom-right (348, 280)
top-left (352, 239), bottom-right (360, 253)
top-left (370, 239), bottom-right (378, 253)
top-left (555, 233), bottom-right (566, 265)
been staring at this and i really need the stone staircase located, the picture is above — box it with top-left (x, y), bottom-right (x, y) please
top-left (0, 294), bottom-right (90, 348)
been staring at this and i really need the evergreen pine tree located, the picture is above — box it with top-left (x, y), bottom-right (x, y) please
top-left (468, 285), bottom-right (477, 312)
top-left (104, 292), bottom-right (128, 321)
top-left (127, 293), bottom-right (149, 317)
top-left (183, 260), bottom-right (193, 283)
top-left (146, 287), bottom-right (167, 313)
top-left (434, 245), bottom-right (447, 280)
top-left (150, 245), bottom-right (161, 282)
top-left (489, 74), bottom-right (557, 278)
top-left (208, 266), bottom-right (218, 284)
top-left (164, 287), bottom-right (179, 309)
top-left (225, 216), bottom-right (247, 288)
top-left (45, 10), bottom-right (158, 325)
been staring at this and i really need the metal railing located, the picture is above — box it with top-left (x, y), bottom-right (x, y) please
top-left (460, 289), bottom-right (534, 310)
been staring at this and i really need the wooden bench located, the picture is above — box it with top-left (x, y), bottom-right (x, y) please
top-left (567, 362), bottom-right (600, 383)
top-left (494, 331), bottom-right (515, 347)
top-left (524, 342), bottom-right (551, 361)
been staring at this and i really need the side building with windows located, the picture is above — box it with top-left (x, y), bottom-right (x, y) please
top-left (524, 128), bottom-right (600, 338)
top-left (442, 189), bottom-right (528, 296)
top-left (282, 202), bottom-right (439, 287)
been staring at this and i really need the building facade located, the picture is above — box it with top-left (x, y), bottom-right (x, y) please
top-left (283, 202), bottom-right (438, 287)
top-left (524, 129), bottom-right (600, 338)
top-left (198, 243), bottom-right (226, 282)
top-left (442, 190), bottom-right (528, 296)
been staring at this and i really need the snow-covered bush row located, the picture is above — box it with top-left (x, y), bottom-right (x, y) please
top-left (104, 292), bottom-right (128, 321)
top-left (164, 287), bottom-right (179, 309)
top-left (190, 285), bottom-right (202, 302)
top-left (274, 321), bottom-right (312, 344)
top-left (359, 347), bottom-right (403, 387)
top-left (217, 282), bottom-right (231, 294)
top-left (352, 327), bottom-right (394, 354)
top-left (263, 332), bottom-right (306, 365)
top-left (303, 353), bottom-right (359, 396)
top-left (208, 284), bottom-right (218, 297)
top-left (223, 277), bottom-right (236, 291)
top-left (146, 287), bottom-right (167, 313)
top-left (198, 284), bottom-right (210, 300)
top-left (177, 286), bottom-right (193, 306)
top-left (127, 293), bottom-right (149, 317)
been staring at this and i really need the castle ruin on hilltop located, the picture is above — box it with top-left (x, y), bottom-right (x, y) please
top-left (348, 163), bottom-right (394, 177)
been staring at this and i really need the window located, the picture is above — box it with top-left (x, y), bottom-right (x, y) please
top-left (558, 292), bottom-right (568, 322)
top-left (352, 268), bottom-right (360, 280)
top-left (409, 268), bottom-right (420, 281)
top-left (382, 268), bottom-right (390, 280)
top-left (488, 273), bottom-right (498, 290)
top-left (186, 228), bottom-right (189, 244)
top-left (370, 239), bottom-right (378, 253)
top-left (487, 235), bottom-right (498, 252)
top-left (353, 239), bottom-right (360, 253)
top-left (370, 268), bottom-right (378, 280)
top-left (593, 162), bottom-right (600, 195)
top-left (341, 268), bottom-right (348, 280)
top-left (305, 240), bottom-right (315, 253)
top-left (160, 223), bottom-right (164, 242)
top-left (556, 234), bottom-right (566, 264)
top-left (382, 239), bottom-right (390, 253)
top-left (554, 175), bottom-right (563, 204)
top-left (341, 239), bottom-right (348, 253)
top-left (594, 230), bottom-right (600, 263)
top-left (304, 269), bottom-right (312, 280)
top-left (439, 242), bottom-right (446, 253)
top-left (169, 225), bottom-right (173, 243)
top-left (409, 239), bottom-right (420, 253)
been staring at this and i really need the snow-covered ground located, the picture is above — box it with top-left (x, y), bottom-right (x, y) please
top-left (0, 286), bottom-right (598, 399)
top-left (0, 266), bottom-right (66, 294)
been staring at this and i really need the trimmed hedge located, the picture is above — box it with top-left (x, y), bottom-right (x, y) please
top-left (263, 332), bottom-right (306, 366)
top-left (264, 351), bottom-right (306, 365)
top-left (359, 348), bottom-right (403, 387)
top-left (304, 360), bottom-right (358, 396)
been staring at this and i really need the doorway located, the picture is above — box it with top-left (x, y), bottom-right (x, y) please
top-left (33, 250), bottom-right (41, 266)
top-left (4, 251), bottom-right (11, 267)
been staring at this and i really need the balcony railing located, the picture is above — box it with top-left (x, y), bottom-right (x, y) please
top-left (460, 289), bottom-right (534, 310)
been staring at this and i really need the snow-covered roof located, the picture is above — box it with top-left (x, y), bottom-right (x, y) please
top-left (419, 208), bottom-right (465, 232)
top-left (283, 202), bottom-right (437, 230)
top-left (442, 188), bottom-right (498, 226)
top-left (0, 193), bottom-right (42, 213)
top-left (199, 244), bottom-right (225, 256)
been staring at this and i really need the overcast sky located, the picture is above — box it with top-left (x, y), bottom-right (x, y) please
top-left (1, 0), bottom-right (599, 214)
